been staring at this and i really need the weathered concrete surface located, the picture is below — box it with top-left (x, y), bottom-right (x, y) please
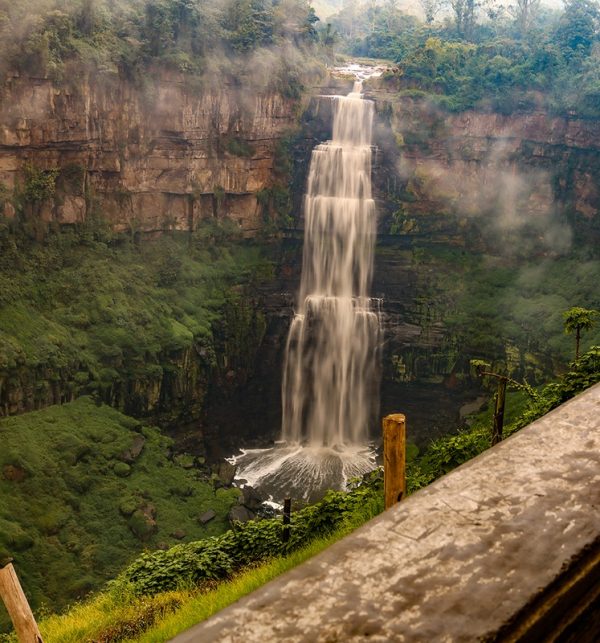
top-left (172, 383), bottom-right (600, 642)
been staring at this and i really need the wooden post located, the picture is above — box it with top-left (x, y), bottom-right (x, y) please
top-left (0, 562), bottom-right (43, 643)
top-left (282, 498), bottom-right (291, 544)
top-left (383, 413), bottom-right (406, 510)
top-left (492, 378), bottom-right (507, 446)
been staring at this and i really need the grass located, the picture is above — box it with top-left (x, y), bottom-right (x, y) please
top-left (12, 492), bottom-right (382, 643)
top-left (4, 350), bottom-right (597, 642)
top-left (0, 398), bottom-right (240, 634)
top-left (28, 537), bottom-right (337, 643)
top-left (133, 529), bottom-right (356, 643)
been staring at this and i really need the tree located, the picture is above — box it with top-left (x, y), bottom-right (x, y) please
top-left (449, 0), bottom-right (477, 39)
top-left (322, 22), bottom-right (338, 62)
top-left (76, 0), bottom-right (98, 37)
top-left (419, 0), bottom-right (443, 24)
top-left (221, 0), bottom-right (274, 53)
top-left (563, 307), bottom-right (598, 359)
top-left (470, 360), bottom-right (536, 445)
top-left (510, 0), bottom-right (541, 36)
top-left (555, 0), bottom-right (600, 59)
top-left (471, 360), bottom-right (510, 445)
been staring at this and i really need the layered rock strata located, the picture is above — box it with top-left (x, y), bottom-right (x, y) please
top-left (0, 73), bottom-right (298, 234)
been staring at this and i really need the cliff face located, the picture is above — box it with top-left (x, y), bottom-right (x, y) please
top-left (367, 93), bottom-right (600, 406)
top-left (0, 73), bottom-right (298, 234)
top-left (368, 92), bottom-right (600, 248)
top-left (2, 71), bottom-right (599, 444)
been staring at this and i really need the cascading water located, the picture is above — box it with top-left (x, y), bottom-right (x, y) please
top-left (282, 81), bottom-right (380, 448)
top-left (231, 73), bottom-right (382, 502)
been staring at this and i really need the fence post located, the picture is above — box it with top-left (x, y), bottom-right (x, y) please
top-left (0, 561), bottom-right (43, 643)
top-left (383, 413), bottom-right (406, 510)
top-left (492, 378), bottom-right (507, 446)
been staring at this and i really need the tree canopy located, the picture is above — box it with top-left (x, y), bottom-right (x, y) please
top-left (323, 0), bottom-right (600, 117)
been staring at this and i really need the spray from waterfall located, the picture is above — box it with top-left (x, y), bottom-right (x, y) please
top-left (231, 70), bottom-right (382, 501)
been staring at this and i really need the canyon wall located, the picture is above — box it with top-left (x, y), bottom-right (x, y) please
top-left (368, 88), bottom-right (600, 417)
top-left (0, 72), bottom-right (299, 234)
top-left (369, 89), bottom-right (600, 248)
top-left (1, 70), bottom-right (599, 444)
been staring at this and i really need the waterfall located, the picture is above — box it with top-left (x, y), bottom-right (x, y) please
top-left (230, 76), bottom-right (382, 502)
top-left (282, 81), bottom-right (381, 447)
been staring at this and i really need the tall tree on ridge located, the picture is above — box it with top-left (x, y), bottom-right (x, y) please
top-left (563, 307), bottom-right (598, 360)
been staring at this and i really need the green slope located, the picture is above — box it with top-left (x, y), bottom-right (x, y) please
top-left (0, 398), bottom-right (240, 632)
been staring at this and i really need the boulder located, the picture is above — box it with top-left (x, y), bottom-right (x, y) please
top-left (216, 461), bottom-right (236, 486)
top-left (228, 505), bottom-right (254, 524)
top-left (113, 462), bottom-right (131, 477)
top-left (128, 503), bottom-right (157, 540)
top-left (120, 434), bottom-right (146, 463)
top-left (241, 485), bottom-right (263, 510)
top-left (198, 510), bottom-right (216, 524)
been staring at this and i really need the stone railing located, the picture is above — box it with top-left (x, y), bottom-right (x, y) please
top-left (172, 383), bottom-right (600, 642)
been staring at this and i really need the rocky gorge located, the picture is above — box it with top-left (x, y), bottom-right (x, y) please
top-left (1, 67), bottom-right (599, 446)
top-left (1, 62), bottom-right (599, 636)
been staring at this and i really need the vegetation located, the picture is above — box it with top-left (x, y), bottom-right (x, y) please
top-left (4, 345), bottom-right (595, 642)
top-left (0, 397), bottom-right (240, 633)
top-left (407, 344), bottom-right (600, 491)
top-left (326, 0), bottom-right (600, 118)
top-left (563, 306), bottom-right (598, 359)
top-left (1, 472), bottom-right (384, 642)
top-left (0, 2), bottom-right (599, 641)
top-left (0, 228), bottom-right (273, 422)
top-left (383, 246), bottom-right (600, 385)
top-left (0, 0), bottom-right (321, 91)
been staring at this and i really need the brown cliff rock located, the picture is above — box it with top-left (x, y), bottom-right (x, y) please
top-left (0, 73), bottom-right (298, 235)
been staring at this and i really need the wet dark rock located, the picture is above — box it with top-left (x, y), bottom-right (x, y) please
top-left (229, 505), bottom-right (254, 524)
top-left (198, 510), bottom-right (216, 524)
top-left (216, 461), bottom-right (236, 486)
top-left (170, 529), bottom-right (186, 540)
top-left (241, 485), bottom-right (263, 510)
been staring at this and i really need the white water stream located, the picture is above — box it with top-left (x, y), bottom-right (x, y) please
top-left (232, 72), bottom-right (382, 501)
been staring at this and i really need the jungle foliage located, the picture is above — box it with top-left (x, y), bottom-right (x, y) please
top-left (0, 0), bottom-right (320, 88)
top-left (327, 0), bottom-right (600, 117)
top-left (0, 226), bottom-right (272, 421)
top-left (0, 397), bottom-right (240, 633)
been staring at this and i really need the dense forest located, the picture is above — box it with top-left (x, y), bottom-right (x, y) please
top-left (329, 0), bottom-right (600, 116)
top-left (0, 0), bottom-right (319, 81)
top-left (0, 1), bottom-right (599, 641)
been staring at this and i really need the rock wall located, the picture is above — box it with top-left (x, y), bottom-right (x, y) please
top-left (367, 89), bottom-right (600, 249)
top-left (0, 72), bottom-right (299, 234)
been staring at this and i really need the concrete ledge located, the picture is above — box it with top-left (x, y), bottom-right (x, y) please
top-left (173, 384), bottom-right (600, 642)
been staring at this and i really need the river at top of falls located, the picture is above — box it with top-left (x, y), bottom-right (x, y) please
top-left (230, 69), bottom-right (382, 503)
